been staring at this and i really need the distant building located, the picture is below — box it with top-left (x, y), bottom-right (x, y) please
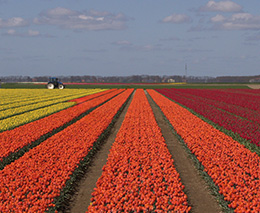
top-left (167, 78), bottom-right (175, 83)
top-left (249, 77), bottom-right (260, 83)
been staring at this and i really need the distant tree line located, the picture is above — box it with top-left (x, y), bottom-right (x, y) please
top-left (1, 75), bottom-right (260, 83)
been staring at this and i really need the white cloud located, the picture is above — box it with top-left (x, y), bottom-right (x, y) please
top-left (28, 30), bottom-right (40, 36)
top-left (179, 48), bottom-right (213, 53)
top-left (3, 29), bottom-right (49, 37)
top-left (139, 45), bottom-right (155, 51)
top-left (135, 44), bottom-right (171, 51)
top-left (0, 17), bottom-right (28, 28)
top-left (200, 1), bottom-right (242, 12)
top-left (78, 15), bottom-right (94, 20)
top-left (34, 7), bottom-right (128, 31)
top-left (211, 14), bottom-right (226, 22)
top-left (162, 14), bottom-right (191, 24)
top-left (5, 29), bottom-right (18, 35)
top-left (230, 13), bottom-right (253, 21)
top-left (45, 7), bottom-right (75, 16)
top-left (112, 40), bottom-right (132, 46)
top-left (123, 44), bottom-right (171, 52)
top-left (112, 40), bottom-right (170, 52)
top-left (211, 13), bottom-right (260, 30)
top-left (6, 29), bottom-right (16, 35)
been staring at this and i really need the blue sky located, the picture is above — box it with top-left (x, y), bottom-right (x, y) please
top-left (0, 0), bottom-right (260, 77)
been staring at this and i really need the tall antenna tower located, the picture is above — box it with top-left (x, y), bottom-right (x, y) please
top-left (185, 63), bottom-right (187, 82)
top-left (185, 63), bottom-right (187, 77)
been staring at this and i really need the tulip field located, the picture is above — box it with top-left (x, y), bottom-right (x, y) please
top-left (88, 90), bottom-right (190, 212)
top-left (0, 88), bottom-right (260, 212)
top-left (155, 88), bottom-right (260, 148)
top-left (148, 89), bottom-right (260, 212)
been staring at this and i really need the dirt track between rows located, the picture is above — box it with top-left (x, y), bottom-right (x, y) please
top-left (146, 92), bottom-right (222, 213)
top-left (67, 92), bottom-right (135, 213)
top-left (67, 90), bottom-right (222, 213)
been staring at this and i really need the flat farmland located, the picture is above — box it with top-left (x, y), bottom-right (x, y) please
top-left (0, 88), bottom-right (259, 212)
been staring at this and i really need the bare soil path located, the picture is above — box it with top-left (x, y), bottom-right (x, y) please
top-left (67, 92), bottom-right (134, 213)
top-left (146, 92), bottom-right (222, 213)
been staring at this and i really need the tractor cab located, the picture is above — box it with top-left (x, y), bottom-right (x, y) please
top-left (47, 77), bottom-right (65, 89)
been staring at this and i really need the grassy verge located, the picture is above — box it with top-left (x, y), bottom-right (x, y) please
top-left (1, 82), bottom-right (250, 89)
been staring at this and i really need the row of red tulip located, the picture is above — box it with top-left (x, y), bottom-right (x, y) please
top-left (156, 88), bottom-right (260, 146)
top-left (0, 89), bottom-right (124, 164)
top-left (170, 88), bottom-right (260, 111)
top-left (171, 88), bottom-right (260, 122)
top-left (148, 89), bottom-right (260, 212)
top-left (158, 88), bottom-right (260, 121)
top-left (0, 89), bottom-right (133, 212)
top-left (88, 89), bottom-right (190, 212)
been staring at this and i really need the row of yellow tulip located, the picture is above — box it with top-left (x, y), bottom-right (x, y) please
top-left (0, 102), bottom-right (74, 132)
top-left (0, 91), bottom-right (81, 110)
top-left (0, 89), bottom-right (106, 111)
top-left (0, 89), bottom-right (63, 104)
top-left (0, 90), bottom-right (106, 119)
top-left (0, 89), bottom-right (107, 132)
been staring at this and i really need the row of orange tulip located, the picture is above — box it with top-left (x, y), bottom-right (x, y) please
top-left (0, 89), bottom-right (133, 212)
top-left (148, 89), bottom-right (260, 212)
top-left (0, 89), bottom-right (124, 163)
top-left (88, 89), bottom-right (190, 212)
top-left (69, 89), bottom-right (116, 104)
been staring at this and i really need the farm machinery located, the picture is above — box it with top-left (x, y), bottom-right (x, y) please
top-left (46, 77), bottom-right (65, 89)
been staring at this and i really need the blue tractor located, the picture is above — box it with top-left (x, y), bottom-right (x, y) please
top-left (46, 77), bottom-right (65, 89)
